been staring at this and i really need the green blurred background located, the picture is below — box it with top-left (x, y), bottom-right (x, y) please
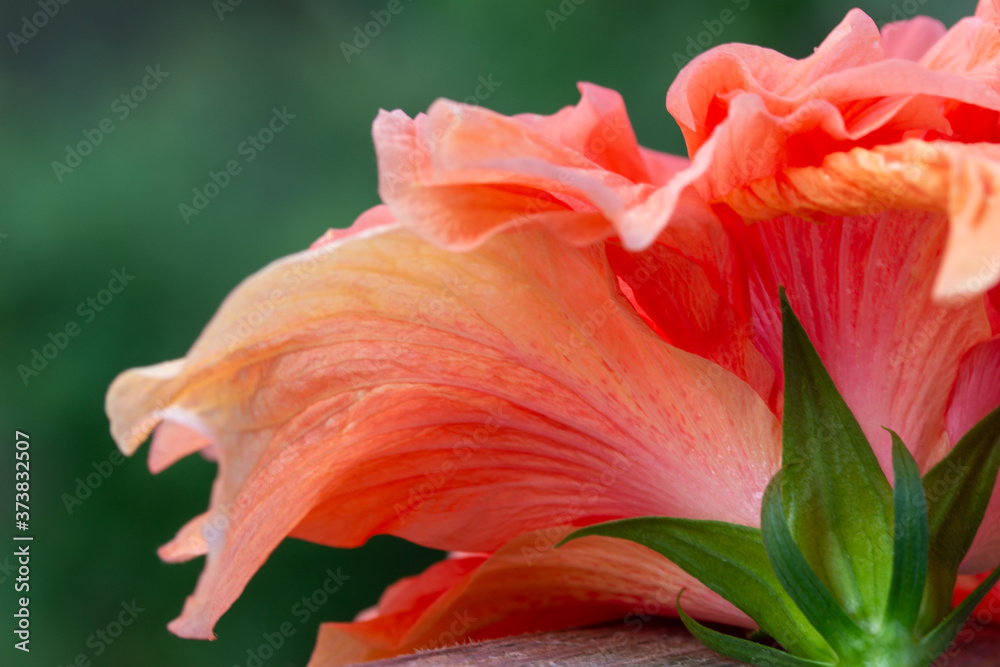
top-left (0, 0), bottom-right (973, 665)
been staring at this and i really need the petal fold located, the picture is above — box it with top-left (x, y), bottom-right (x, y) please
top-left (106, 222), bottom-right (780, 639)
top-left (374, 82), bottom-right (711, 253)
top-left (720, 141), bottom-right (1000, 298)
top-left (666, 7), bottom-right (1000, 297)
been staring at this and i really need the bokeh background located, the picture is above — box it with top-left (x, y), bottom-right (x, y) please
top-left (0, 0), bottom-right (975, 665)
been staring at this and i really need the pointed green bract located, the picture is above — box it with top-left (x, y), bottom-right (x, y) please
top-left (676, 594), bottom-right (834, 667)
top-left (561, 518), bottom-right (834, 660)
top-left (918, 564), bottom-right (1000, 664)
top-left (884, 431), bottom-right (929, 631)
top-left (760, 476), bottom-right (866, 651)
top-left (778, 290), bottom-right (893, 622)
top-left (557, 296), bottom-right (1000, 666)
top-left (920, 404), bottom-right (1000, 631)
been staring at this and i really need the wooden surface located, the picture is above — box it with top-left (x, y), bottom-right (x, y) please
top-left (363, 623), bottom-right (1000, 666)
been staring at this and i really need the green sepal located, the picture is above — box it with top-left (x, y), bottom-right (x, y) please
top-left (920, 404), bottom-right (1000, 632)
top-left (760, 475), bottom-right (867, 651)
top-left (917, 563), bottom-right (1000, 664)
top-left (677, 592), bottom-right (835, 667)
top-left (561, 518), bottom-right (834, 660)
top-left (778, 290), bottom-right (893, 622)
top-left (883, 430), bottom-right (929, 630)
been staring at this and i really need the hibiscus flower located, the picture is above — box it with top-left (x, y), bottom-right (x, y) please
top-left (106, 3), bottom-right (1000, 665)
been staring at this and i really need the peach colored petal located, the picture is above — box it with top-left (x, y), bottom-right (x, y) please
top-left (881, 17), bottom-right (946, 62)
top-left (310, 205), bottom-right (396, 249)
top-left (727, 211), bottom-right (991, 474)
top-left (374, 83), bottom-right (711, 253)
top-left (307, 530), bottom-right (747, 666)
top-left (717, 140), bottom-right (1000, 298)
top-left (517, 81), bottom-right (651, 184)
top-left (978, 0), bottom-right (1000, 24)
top-left (105, 224), bottom-right (780, 639)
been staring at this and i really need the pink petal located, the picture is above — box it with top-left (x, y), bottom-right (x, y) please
top-left (310, 205), bottom-right (397, 249)
top-left (105, 223), bottom-right (779, 639)
top-left (947, 337), bottom-right (1000, 572)
top-left (881, 17), bottom-right (946, 62)
top-left (668, 9), bottom-right (1000, 163)
top-left (990, 285), bottom-right (1000, 333)
top-left (149, 421), bottom-right (213, 474)
top-left (716, 140), bottom-right (1000, 299)
top-left (307, 530), bottom-right (747, 666)
top-left (607, 201), bottom-right (776, 408)
top-left (978, 0), bottom-right (1000, 23)
top-left (729, 211), bottom-right (991, 473)
top-left (665, 7), bottom-right (1000, 297)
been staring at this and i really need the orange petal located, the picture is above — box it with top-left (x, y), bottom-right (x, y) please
top-left (374, 82), bottom-right (711, 253)
top-left (105, 223), bottom-right (780, 639)
top-left (307, 529), bottom-right (748, 666)
top-left (719, 140), bottom-right (1000, 298)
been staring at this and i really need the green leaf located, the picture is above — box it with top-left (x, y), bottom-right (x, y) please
top-left (920, 404), bottom-right (1000, 631)
top-left (761, 475), bottom-right (867, 651)
top-left (917, 563), bottom-right (1000, 665)
top-left (677, 593), bottom-right (835, 667)
top-left (883, 430), bottom-right (929, 630)
top-left (778, 290), bottom-right (893, 621)
top-left (562, 518), bottom-right (834, 661)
